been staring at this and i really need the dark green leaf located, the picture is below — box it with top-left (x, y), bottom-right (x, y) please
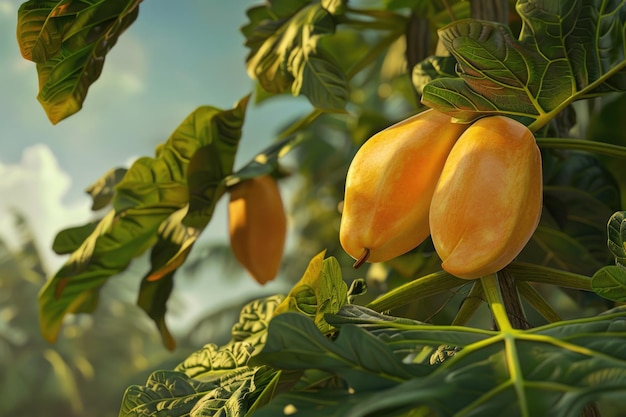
top-left (85, 167), bottom-right (127, 210)
top-left (607, 211), bottom-right (626, 263)
top-left (51, 220), bottom-right (99, 254)
top-left (267, 0), bottom-right (309, 18)
top-left (16, 1), bottom-right (72, 62)
top-left (251, 313), bottom-right (430, 390)
top-left (137, 272), bottom-right (175, 351)
top-left (18, 0), bottom-right (141, 123)
top-left (411, 55), bottom-right (457, 95)
top-left (422, 2), bottom-right (626, 123)
top-left (185, 95), bottom-right (249, 228)
top-left (592, 265), bottom-right (626, 302)
top-left (520, 225), bottom-right (602, 276)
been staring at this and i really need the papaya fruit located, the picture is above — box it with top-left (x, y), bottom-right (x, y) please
top-left (429, 116), bottom-right (542, 279)
top-left (228, 175), bottom-right (286, 284)
top-left (339, 109), bottom-right (469, 265)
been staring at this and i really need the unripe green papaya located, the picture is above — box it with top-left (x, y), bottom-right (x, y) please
top-left (429, 116), bottom-right (542, 279)
top-left (228, 175), bottom-right (286, 284)
top-left (340, 109), bottom-right (468, 265)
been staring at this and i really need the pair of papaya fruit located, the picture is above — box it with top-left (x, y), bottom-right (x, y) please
top-left (339, 109), bottom-right (543, 279)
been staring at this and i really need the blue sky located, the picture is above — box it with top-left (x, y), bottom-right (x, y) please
top-left (0, 1), bottom-right (310, 331)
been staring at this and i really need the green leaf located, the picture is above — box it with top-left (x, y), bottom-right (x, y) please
top-left (16, 1), bottom-right (72, 62)
top-left (51, 220), bottom-right (99, 254)
top-left (17, 0), bottom-right (141, 123)
top-left (121, 295), bottom-right (285, 417)
top-left (607, 211), bottom-right (626, 263)
top-left (38, 207), bottom-right (169, 342)
top-left (592, 265), bottom-right (626, 302)
top-left (411, 55), bottom-right (457, 95)
top-left (251, 313), bottom-right (429, 390)
top-left (253, 308), bottom-right (626, 417)
top-left (243, 3), bottom-right (348, 111)
top-left (39, 101), bottom-right (247, 344)
top-left (85, 167), bottom-right (127, 210)
top-left (119, 370), bottom-right (233, 417)
top-left (521, 225), bottom-right (603, 276)
top-left (274, 251), bottom-right (349, 334)
top-left (422, 2), bottom-right (626, 125)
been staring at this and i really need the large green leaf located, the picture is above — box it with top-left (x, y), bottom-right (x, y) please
top-left (17, 0), bottom-right (142, 123)
top-left (252, 307), bottom-right (626, 417)
top-left (120, 295), bottom-right (285, 417)
top-left (422, 0), bottom-right (626, 124)
top-left (40, 101), bottom-right (248, 344)
top-left (243, 2), bottom-right (348, 111)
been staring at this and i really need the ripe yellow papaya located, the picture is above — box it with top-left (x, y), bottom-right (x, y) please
top-left (228, 175), bottom-right (286, 284)
top-left (339, 109), bottom-right (469, 265)
top-left (429, 116), bottom-right (542, 279)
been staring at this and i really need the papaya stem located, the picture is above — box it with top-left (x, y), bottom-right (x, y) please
top-left (353, 248), bottom-right (370, 268)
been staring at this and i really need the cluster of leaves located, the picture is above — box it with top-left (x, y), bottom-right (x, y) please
top-left (12, 0), bottom-right (626, 416)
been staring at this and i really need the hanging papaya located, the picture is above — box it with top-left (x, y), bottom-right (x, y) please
top-left (429, 116), bottom-right (542, 279)
top-left (228, 175), bottom-right (286, 284)
top-left (339, 109), bottom-right (469, 266)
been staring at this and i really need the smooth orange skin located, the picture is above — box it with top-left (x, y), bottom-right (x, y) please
top-left (228, 175), bottom-right (286, 284)
top-left (429, 116), bottom-right (542, 279)
top-left (340, 109), bottom-right (469, 263)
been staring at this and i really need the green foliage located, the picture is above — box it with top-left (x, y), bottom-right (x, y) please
top-left (421, 1), bottom-right (626, 129)
top-left (16, 0), bottom-right (141, 124)
top-left (12, 0), bottom-right (626, 416)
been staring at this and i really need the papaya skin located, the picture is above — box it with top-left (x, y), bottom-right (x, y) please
top-left (429, 116), bottom-right (542, 279)
top-left (228, 175), bottom-right (287, 284)
top-left (340, 109), bottom-right (469, 264)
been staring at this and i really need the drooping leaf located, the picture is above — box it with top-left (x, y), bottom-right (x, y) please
top-left (422, 1), bottom-right (626, 123)
top-left (51, 220), bottom-right (99, 254)
top-left (592, 265), bottom-right (626, 302)
top-left (39, 101), bottom-right (248, 344)
top-left (17, 0), bottom-right (142, 123)
top-left (243, 3), bottom-right (348, 111)
top-left (85, 167), bottom-right (127, 210)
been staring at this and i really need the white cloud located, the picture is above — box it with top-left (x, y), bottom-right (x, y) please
top-left (0, 1), bottom-right (14, 17)
top-left (0, 145), bottom-right (92, 273)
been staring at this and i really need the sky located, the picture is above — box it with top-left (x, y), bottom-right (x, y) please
top-left (0, 1), bottom-right (310, 331)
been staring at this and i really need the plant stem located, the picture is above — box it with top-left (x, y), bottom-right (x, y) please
top-left (536, 138), bottom-right (626, 159)
top-left (480, 273), bottom-right (513, 332)
top-left (451, 280), bottom-right (484, 326)
top-left (366, 270), bottom-right (465, 312)
top-left (497, 269), bottom-right (531, 330)
top-left (506, 262), bottom-right (593, 291)
top-left (516, 281), bottom-right (562, 323)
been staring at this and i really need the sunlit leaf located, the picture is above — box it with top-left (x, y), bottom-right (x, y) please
top-left (17, 0), bottom-right (142, 123)
top-left (422, 1), bottom-right (626, 123)
top-left (243, 3), bottom-right (348, 111)
top-left (51, 220), bottom-right (99, 254)
top-left (274, 251), bottom-right (348, 333)
top-left (39, 100), bottom-right (248, 345)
